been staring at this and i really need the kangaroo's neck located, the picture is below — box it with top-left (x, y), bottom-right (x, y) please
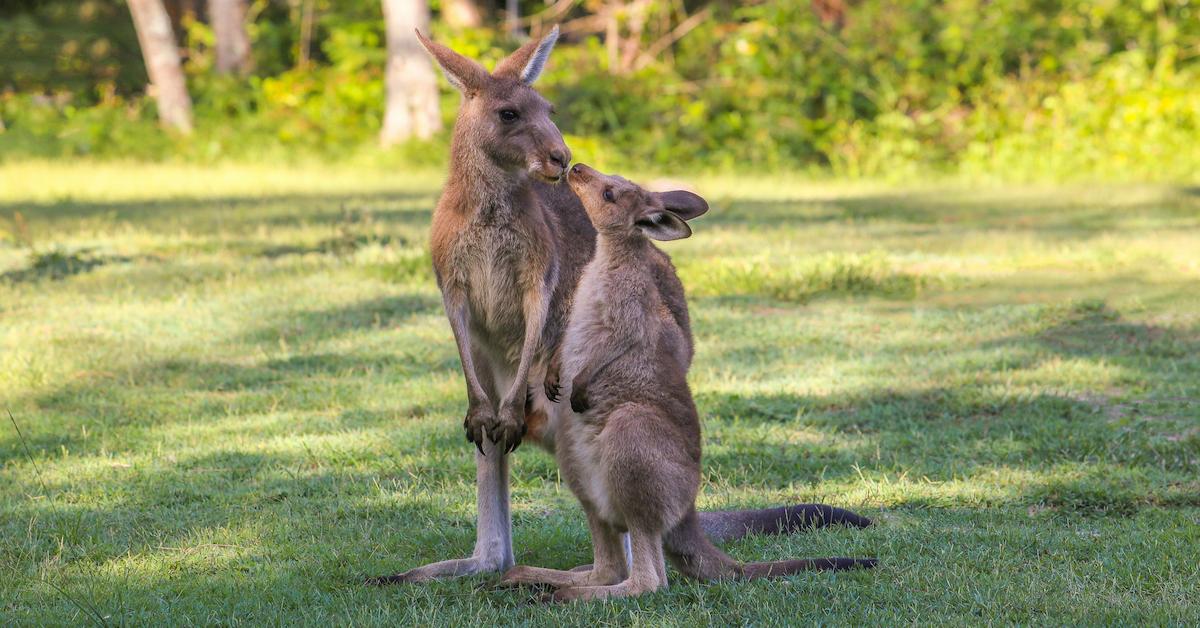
top-left (594, 233), bottom-right (651, 271)
top-left (447, 130), bottom-right (529, 216)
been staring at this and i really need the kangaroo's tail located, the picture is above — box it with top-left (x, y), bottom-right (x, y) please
top-left (697, 503), bottom-right (873, 543)
top-left (664, 510), bottom-right (877, 581)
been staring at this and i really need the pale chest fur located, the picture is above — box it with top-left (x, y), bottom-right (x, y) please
top-left (440, 209), bottom-right (547, 365)
top-left (559, 261), bottom-right (609, 387)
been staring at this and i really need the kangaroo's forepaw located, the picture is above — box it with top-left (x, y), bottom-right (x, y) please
top-left (490, 405), bottom-right (526, 454)
top-left (463, 403), bottom-right (496, 455)
top-left (545, 353), bottom-right (563, 402)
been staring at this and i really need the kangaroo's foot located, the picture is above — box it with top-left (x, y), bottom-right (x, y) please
top-left (367, 554), bottom-right (511, 585)
top-left (499, 565), bottom-right (594, 589)
top-left (549, 578), bottom-right (662, 603)
top-left (501, 562), bottom-right (624, 588)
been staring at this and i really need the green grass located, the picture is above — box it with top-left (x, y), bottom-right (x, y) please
top-left (1, 162), bottom-right (1198, 625)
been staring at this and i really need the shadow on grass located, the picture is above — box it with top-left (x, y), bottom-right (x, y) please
top-left (0, 356), bottom-right (457, 468)
top-left (0, 248), bottom-right (146, 283)
top-left (6, 288), bottom-right (1195, 483)
top-left (10, 185), bottom-right (1198, 246)
top-left (1016, 300), bottom-right (1200, 361)
top-left (5, 183), bottom-right (1200, 623)
top-left (256, 234), bottom-right (405, 259)
top-left (696, 299), bottom-right (1199, 484)
top-left (8, 437), bottom-right (1196, 621)
top-left (238, 294), bottom-right (444, 346)
top-left (0, 191), bottom-right (432, 230)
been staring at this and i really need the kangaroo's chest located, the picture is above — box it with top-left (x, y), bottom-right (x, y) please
top-left (559, 265), bottom-right (612, 384)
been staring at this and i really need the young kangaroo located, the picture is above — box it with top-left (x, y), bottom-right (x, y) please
top-left (369, 28), bottom-right (872, 585)
top-left (500, 165), bottom-right (877, 601)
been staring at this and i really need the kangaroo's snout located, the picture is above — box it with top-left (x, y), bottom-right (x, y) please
top-left (531, 138), bottom-right (570, 182)
top-left (568, 163), bottom-right (593, 180)
top-left (526, 118), bottom-right (571, 182)
top-left (566, 163), bottom-right (597, 200)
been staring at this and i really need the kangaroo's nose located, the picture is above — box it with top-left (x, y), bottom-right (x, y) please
top-left (548, 149), bottom-right (568, 170)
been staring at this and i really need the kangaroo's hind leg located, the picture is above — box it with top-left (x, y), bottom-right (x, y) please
top-left (502, 509), bottom-right (628, 588)
top-left (368, 435), bottom-right (514, 583)
top-left (550, 527), bottom-right (666, 602)
top-left (368, 351), bottom-right (515, 583)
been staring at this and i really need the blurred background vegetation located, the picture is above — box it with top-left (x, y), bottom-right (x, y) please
top-left (1, 0), bottom-right (1197, 180)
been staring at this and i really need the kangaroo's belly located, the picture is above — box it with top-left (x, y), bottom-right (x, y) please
top-left (556, 420), bottom-right (620, 524)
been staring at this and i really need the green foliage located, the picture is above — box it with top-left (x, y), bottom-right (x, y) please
top-left (617, 0), bottom-right (1200, 178)
top-left (0, 0), bottom-right (145, 100)
top-left (0, 1), bottom-right (1197, 180)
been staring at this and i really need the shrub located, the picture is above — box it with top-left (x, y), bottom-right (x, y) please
top-left (1, 0), bottom-right (1196, 181)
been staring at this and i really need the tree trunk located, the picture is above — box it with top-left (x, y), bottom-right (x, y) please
top-left (128, 0), bottom-right (194, 134)
top-left (208, 0), bottom-right (253, 74)
top-left (380, 0), bottom-right (441, 146)
top-left (297, 0), bottom-right (315, 68)
top-left (505, 0), bottom-right (520, 37)
top-left (444, 0), bottom-right (483, 29)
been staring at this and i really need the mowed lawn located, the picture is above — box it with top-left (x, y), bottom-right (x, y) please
top-left (1, 162), bottom-right (1198, 625)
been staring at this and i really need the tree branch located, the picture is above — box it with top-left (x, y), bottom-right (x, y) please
top-left (633, 6), bottom-right (711, 72)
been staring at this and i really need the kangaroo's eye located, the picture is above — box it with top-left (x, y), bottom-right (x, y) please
top-left (603, 188), bottom-right (615, 202)
top-left (498, 109), bottom-right (519, 122)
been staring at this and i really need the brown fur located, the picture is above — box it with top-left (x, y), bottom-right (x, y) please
top-left (368, 29), bottom-right (872, 586)
top-left (419, 27), bottom-right (582, 453)
top-left (501, 166), bottom-right (876, 601)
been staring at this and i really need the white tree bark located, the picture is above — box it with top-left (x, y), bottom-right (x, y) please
top-left (208, 0), bottom-right (253, 74)
top-left (505, 0), bottom-right (520, 36)
top-left (444, 0), bottom-right (483, 29)
top-left (128, 0), bottom-right (194, 134)
top-left (380, 0), bottom-right (441, 146)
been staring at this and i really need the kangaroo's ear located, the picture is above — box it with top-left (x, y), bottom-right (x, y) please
top-left (636, 211), bottom-right (692, 241)
top-left (653, 190), bottom-right (708, 221)
top-left (414, 29), bottom-right (488, 94)
top-left (493, 25), bottom-right (559, 84)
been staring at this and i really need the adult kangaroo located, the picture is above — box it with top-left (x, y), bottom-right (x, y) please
top-left (369, 27), bottom-right (872, 584)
